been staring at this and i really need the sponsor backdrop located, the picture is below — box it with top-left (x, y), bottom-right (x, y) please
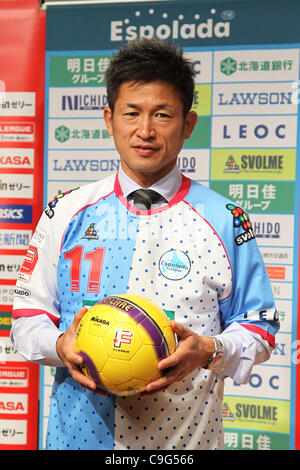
top-left (43, 0), bottom-right (300, 451)
top-left (0, 0), bottom-right (45, 449)
top-left (0, 0), bottom-right (297, 451)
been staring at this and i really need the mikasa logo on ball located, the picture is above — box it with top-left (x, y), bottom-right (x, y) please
top-left (159, 250), bottom-right (191, 280)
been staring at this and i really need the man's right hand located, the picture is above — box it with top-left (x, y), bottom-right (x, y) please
top-left (56, 307), bottom-right (108, 396)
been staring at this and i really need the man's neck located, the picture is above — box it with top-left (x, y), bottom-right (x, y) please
top-left (118, 164), bottom-right (182, 203)
top-left (120, 162), bottom-right (177, 188)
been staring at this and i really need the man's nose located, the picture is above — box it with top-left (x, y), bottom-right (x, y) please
top-left (136, 116), bottom-right (156, 139)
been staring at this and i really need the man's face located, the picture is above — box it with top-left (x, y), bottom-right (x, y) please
top-left (104, 80), bottom-right (197, 186)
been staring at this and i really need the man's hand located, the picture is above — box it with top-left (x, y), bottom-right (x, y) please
top-left (140, 320), bottom-right (215, 398)
top-left (56, 307), bottom-right (107, 396)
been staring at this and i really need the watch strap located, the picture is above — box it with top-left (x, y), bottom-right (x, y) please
top-left (205, 337), bottom-right (224, 370)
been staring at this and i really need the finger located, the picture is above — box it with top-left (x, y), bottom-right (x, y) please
top-left (158, 351), bottom-right (181, 370)
top-left (69, 360), bottom-right (108, 396)
top-left (146, 366), bottom-right (180, 392)
top-left (139, 386), bottom-right (166, 399)
top-left (93, 389), bottom-right (108, 396)
top-left (70, 350), bottom-right (85, 366)
top-left (70, 364), bottom-right (99, 392)
top-left (170, 320), bottom-right (192, 339)
top-left (73, 307), bottom-right (88, 330)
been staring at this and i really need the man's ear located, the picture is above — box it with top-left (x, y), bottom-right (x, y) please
top-left (103, 107), bottom-right (113, 136)
top-left (184, 111), bottom-right (198, 140)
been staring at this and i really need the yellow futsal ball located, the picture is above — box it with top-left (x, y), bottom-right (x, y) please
top-left (75, 294), bottom-right (176, 396)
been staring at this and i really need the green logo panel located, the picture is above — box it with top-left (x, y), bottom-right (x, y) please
top-left (210, 148), bottom-right (296, 180)
top-left (224, 429), bottom-right (290, 450)
top-left (49, 55), bottom-right (112, 87)
top-left (0, 311), bottom-right (12, 331)
top-left (184, 117), bottom-right (211, 149)
top-left (191, 84), bottom-right (211, 116)
top-left (210, 181), bottom-right (295, 213)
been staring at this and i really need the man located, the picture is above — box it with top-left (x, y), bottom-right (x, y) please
top-left (11, 38), bottom-right (279, 450)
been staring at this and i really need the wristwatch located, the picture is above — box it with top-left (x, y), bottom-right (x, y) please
top-left (205, 337), bottom-right (224, 370)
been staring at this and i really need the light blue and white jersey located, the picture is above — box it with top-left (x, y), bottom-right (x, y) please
top-left (12, 172), bottom-right (279, 450)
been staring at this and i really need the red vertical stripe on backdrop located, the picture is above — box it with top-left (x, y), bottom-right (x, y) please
top-left (0, 0), bottom-right (45, 229)
top-left (0, 0), bottom-right (45, 450)
top-left (295, 216), bottom-right (300, 449)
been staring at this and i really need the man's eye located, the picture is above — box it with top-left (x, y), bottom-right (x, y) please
top-left (124, 111), bottom-right (139, 117)
top-left (156, 112), bottom-right (171, 119)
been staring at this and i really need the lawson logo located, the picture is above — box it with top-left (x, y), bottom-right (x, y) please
top-left (110, 8), bottom-right (232, 42)
top-left (0, 204), bottom-right (32, 223)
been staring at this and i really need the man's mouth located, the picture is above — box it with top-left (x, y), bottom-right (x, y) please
top-left (132, 144), bottom-right (159, 156)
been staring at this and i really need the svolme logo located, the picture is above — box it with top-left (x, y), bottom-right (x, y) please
top-left (110, 8), bottom-right (232, 42)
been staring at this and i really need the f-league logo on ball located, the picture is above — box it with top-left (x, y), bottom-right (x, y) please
top-left (113, 328), bottom-right (133, 349)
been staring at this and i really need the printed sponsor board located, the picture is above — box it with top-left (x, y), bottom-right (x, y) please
top-left (49, 55), bottom-right (111, 87)
top-left (224, 364), bottom-right (291, 400)
top-left (47, 149), bottom-right (120, 180)
top-left (0, 229), bottom-right (32, 250)
top-left (272, 282), bottom-right (293, 300)
top-left (211, 115), bottom-right (298, 148)
top-left (222, 396), bottom-right (290, 434)
top-left (259, 247), bottom-right (293, 265)
top-left (0, 393), bottom-right (28, 414)
top-left (0, 92), bottom-right (35, 117)
top-left (191, 84), bottom-right (211, 115)
top-left (0, 174), bottom-right (33, 199)
top-left (48, 119), bottom-right (114, 149)
top-left (251, 214), bottom-right (294, 247)
top-left (47, 148), bottom-right (210, 182)
top-left (210, 148), bottom-right (296, 180)
top-left (213, 82), bottom-right (297, 115)
top-left (0, 312), bottom-right (12, 331)
top-left (266, 264), bottom-right (293, 282)
top-left (0, 255), bottom-right (25, 281)
top-left (214, 49), bottom-right (299, 82)
top-left (210, 181), bottom-right (295, 213)
top-left (273, 299), bottom-right (292, 331)
top-left (48, 87), bottom-right (108, 118)
top-left (0, 205), bottom-right (32, 224)
top-left (183, 117), bottom-right (211, 148)
top-left (0, 367), bottom-right (29, 388)
top-left (183, 51), bottom-right (213, 84)
top-left (0, 419), bottom-right (27, 445)
top-left (0, 286), bottom-right (15, 307)
top-left (178, 149), bottom-right (210, 180)
top-left (268, 333), bottom-right (292, 367)
top-left (224, 429), bottom-right (289, 450)
top-left (0, 122), bottom-right (34, 143)
top-left (0, 148), bottom-right (34, 169)
top-left (0, 337), bottom-right (25, 363)
top-left (44, 0), bottom-right (300, 452)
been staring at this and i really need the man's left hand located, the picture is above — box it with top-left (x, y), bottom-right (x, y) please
top-left (140, 320), bottom-right (215, 398)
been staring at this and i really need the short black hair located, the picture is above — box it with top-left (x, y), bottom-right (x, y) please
top-left (105, 38), bottom-right (195, 116)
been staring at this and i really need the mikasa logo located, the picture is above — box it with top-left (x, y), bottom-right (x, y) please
top-left (110, 8), bottom-right (231, 42)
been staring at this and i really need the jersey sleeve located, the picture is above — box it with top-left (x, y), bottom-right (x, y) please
top-left (217, 202), bottom-right (279, 347)
top-left (12, 197), bottom-right (69, 327)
